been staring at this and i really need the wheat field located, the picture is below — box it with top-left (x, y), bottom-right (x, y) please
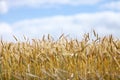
top-left (0, 32), bottom-right (120, 80)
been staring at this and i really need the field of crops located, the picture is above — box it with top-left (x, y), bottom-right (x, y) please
top-left (0, 31), bottom-right (120, 80)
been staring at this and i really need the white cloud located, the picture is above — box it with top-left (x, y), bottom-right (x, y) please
top-left (7, 11), bottom-right (119, 40)
top-left (1, 11), bottom-right (120, 41)
top-left (0, 22), bottom-right (12, 34)
top-left (101, 1), bottom-right (120, 10)
top-left (0, 0), bottom-right (8, 14)
top-left (9, 0), bottom-right (100, 7)
top-left (0, 0), bottom-right (101, 13)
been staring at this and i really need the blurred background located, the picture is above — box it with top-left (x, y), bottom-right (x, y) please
top-left (0, 0), bottom-right (120, 41)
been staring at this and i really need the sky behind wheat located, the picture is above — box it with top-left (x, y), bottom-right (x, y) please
top-left (0, 0), bottom-right (120, 41)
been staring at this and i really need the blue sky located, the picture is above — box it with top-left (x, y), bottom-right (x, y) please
top-left (0, 0), bottom-right (120, 41)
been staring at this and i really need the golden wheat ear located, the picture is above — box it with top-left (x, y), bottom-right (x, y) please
top-left (0, 32), bottom-right (119, 80)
